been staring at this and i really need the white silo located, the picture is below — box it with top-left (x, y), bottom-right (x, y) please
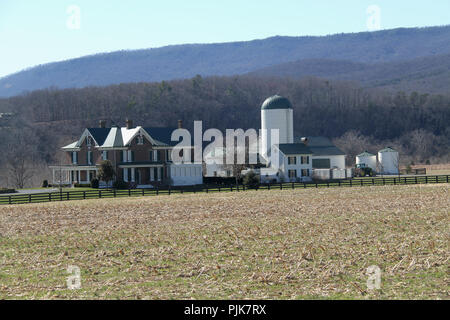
top-left (261, 95), bottom-right (294, 162)
top-left (378, 147), bottom-right (399, 175)
top-left (356, 151), bottom-right (377, 171)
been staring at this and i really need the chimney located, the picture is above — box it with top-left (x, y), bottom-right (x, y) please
top-left (126, 119), bottom-right (133, 129)
top-left (301, 137), bottom-right (308, 145)
top-left (178, 119), bottom-right (183, 129)
top-left (99, 120), bottom-right (106, 128)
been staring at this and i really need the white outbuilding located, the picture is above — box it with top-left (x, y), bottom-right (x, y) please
top-left (356, 151), bottom-right (377, 171)
top-left (378, 147), bottom-right (399, 175)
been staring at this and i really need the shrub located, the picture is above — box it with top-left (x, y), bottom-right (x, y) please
top-left (42, 180), bottom-right (49, 188)
top-left (113, 180), bottom-right (128, 190)
top-left (242, 171), bottom-right (260, 189)
top-left (90, 178), bottom-right (99, 189)
top-left (74, 183), bottom-right (91, 188)
top-left (0, 188), bottom-right (16, 194)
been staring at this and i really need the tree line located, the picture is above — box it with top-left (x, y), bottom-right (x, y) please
top-left (0, 75), bottom-right (449, 187)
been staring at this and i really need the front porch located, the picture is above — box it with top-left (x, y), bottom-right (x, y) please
top-left (49, 165), bottom-right (98, 185)
top-left (119, 163), bottom-right (167, 187)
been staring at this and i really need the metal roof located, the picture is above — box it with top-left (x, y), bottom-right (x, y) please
top-left (277, 143), bottom-right (312, 155)
top-left (261, 95), bottom-right (293, 110)
top-left (86, 128), bottom-right (110, 146)
top-left (296, 136), bottom-right (346, 156)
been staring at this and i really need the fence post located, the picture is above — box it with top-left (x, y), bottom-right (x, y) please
top-left (361, 180), bottom-right (363, 186)
top-left (83, 191), bottom-right (86, 199)
top-left (99, 190), bottom-right (102, 198)
top-left (415, 177), bottom-right (418, 184)
top-left (66, 192), bottom-right (69, 201)
top-left (29, 194), bottom-right (31, 203)
top-left (292, 182), bottom-right (295, 189)
top-left (49, 193), bottom-right (51, 202)
top-left (425, 176), bottom-right (428, 184)
top-left (382, 178), bottom-right (385, 185)
top-left (9, 196), bottom-right (11, 205)
top-left (280, 183), bottom-right (282, 190)
top-left (142, 189), bottom-right (145, 196)
top-left (447, 175), bottom-right (449, 183)
top-left (350, 179), bottom-right (352, 187)
top-left (268, 184), bottom-right (270, 190)
top-left (372, 178), bottom-right (375, 186)
top-left (304, 183), bottom-right (307, 188)
top-left (128, 189), bottom-right (131, 197)
top-left (327, 182), bottom-right (329, 188)
top-left (169, 188), bottom-right (171, 195)
top-left (113, 189), bottom-right (116, 198)
top-left (230, 186), bottom-right (233, 192)
top-left (156, 187), bottom-right (159, 196)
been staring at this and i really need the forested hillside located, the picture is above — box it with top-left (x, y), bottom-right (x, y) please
top-left (249, 54), bottom-right (450, 94)
top-left (0, 75), bottom-right (449, 187)
top-left (1, 26), bottom-right (450, 97)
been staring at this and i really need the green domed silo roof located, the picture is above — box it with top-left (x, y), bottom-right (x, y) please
top-left (261, 95), bottom-right (293, 110)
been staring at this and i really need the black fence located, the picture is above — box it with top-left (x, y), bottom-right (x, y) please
top-left (1, 175), bottom-right (449, 205)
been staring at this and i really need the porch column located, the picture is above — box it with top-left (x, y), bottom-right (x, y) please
top-left (131, 168), bottom-right (135, 182)
top-left (124, 168), bottom-right (128, 182)
top-left (77, 170), bottom-right (81, 183)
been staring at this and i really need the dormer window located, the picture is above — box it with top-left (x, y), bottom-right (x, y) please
top-left (136, 135), bottom-right (144, 145)
top-left (86, 136), bottom-right (92, 147)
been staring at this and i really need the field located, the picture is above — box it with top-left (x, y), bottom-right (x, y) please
top-left (0, 184), bottom-right (448, 300)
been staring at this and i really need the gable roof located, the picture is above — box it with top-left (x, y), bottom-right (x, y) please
top-left (101, 127), bottom-right (124, 148)
top-left (296, 136), bottom-right (346, 156)
top-left (86, 128), bottom-right (110, 146)
top-left (144, 127), bottom-right (179, 146)
top-left (277, 143), bottom-right (312, 155)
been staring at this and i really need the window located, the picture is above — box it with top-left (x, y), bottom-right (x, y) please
top-left (288, 170), bottom-right (297, 178)
top-left (166, 149), bottom-right (172, 161)
top-left (153, 150), bottom-right (159, 161)
top-left (288, 156), bottom-right (297, 165)
top-left (136, 135), bottom-right (144, 145)
top-left (301, 169), bottom-right (310, 177)
top-left (301, 156), bottom-right (310, 164)
top-left (72, 152), bottom-right (78, 164)
top-left (87, 151), bottom-right (92, 165)
top-left (86, 136), bottom-right (92, 147)
top-left (102, 151), bottom-right (108, 161)
top-left (312, 159), bottom-right (331, 169)
top-left (127, 150), bottom-right (134, 162)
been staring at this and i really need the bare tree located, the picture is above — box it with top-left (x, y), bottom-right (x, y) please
top-left (7, 156), bottom-right (34, 189)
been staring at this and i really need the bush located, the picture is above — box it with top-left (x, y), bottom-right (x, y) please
top-left (42, 180), bottom-right (49, 188)
top-left (74, 183), bottom-right (91, 188)
top-left (90, 178), bottom-right (99, 189)
top-left (113, 180), bottom-right (128, 190)
top-left (0, 188), bottom-right (16, 194)
top-left (242, 171), bottom-right (260, 189)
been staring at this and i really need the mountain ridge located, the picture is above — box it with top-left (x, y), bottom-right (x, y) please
top-left (1, 25), bottom-right (450, 97)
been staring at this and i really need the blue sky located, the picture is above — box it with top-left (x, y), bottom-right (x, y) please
top-left (1, 0), bottom-right (449, 78)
